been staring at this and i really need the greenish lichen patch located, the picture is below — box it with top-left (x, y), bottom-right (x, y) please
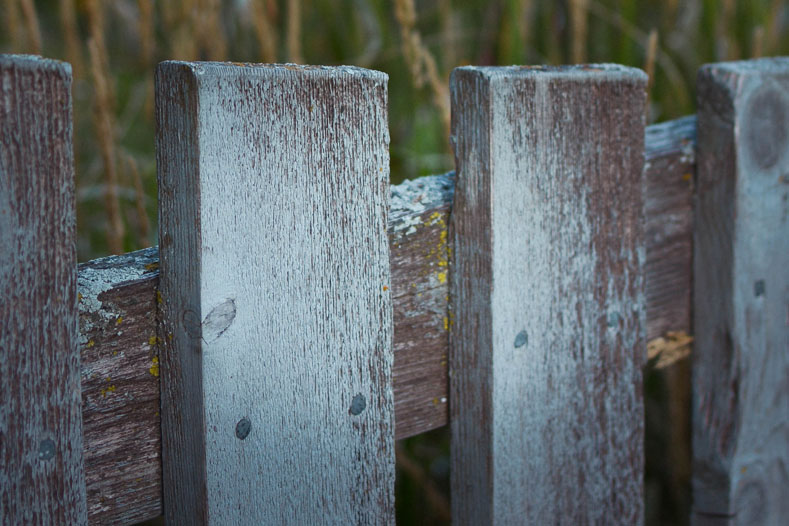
top-left (77, 247), bottom-right (159, 344)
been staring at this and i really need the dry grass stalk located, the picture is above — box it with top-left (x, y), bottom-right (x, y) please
top-left (395, 443), bottom-right (451, 522)
top-left (250, 0), bottom-right (278, 62)
top-left (587, 0), bottom-right (690, 110)
top-left (86, 0), bottom-right (125, 254)
top-left (3, 0), bottom-right (23, 52)
top-left (138, 0), bottom-right (155, 67)
top-left (19, 0), bottom-right (42, 54)
top-left (59, 0), bottom-right (84, 76)
top-left (393, 0), bottom-right (451, 138)
top-left (438, 0), bottom-right (455, 70)
top-left (647, 331), bottom-right (693, 370)
top-left (717, 0), bottom-right (739, 60)
top-left (194, 0), bottom-right (227, 61)
top-left (164, 0), bottom-right (198, 60)
top-left (286, 0), bottom-right (303, 63)
top-left (138, 0), bottom-right (156, 120)
top-left (751, 25), bottom-right (765, 58)
top-left (766, 0), bottom-right (784, 53)
top-left (125, 154), bottom-right (150, 249)
top-left (569, 0), bottom-right (589, 63)
top-left (517, 0), bottom-right (535, 58)
top-left (644, 28), bottom-right (658, 118)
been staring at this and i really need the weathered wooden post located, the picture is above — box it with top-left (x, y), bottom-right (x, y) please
top-left (155, 62), bottom-right (395, 524)
top-left (0, 55), bottom-right (88, 524)
top-left (692, 57), bottom-right (789, 525)
top-left (449, 65), bottom-right (647, 524)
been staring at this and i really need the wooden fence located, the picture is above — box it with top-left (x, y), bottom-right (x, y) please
top-left (1, 53), bottom-right (787, 525)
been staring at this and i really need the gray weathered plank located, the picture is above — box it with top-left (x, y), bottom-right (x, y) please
top-left (72, 115), bottom-right (696, 524)
top-left (0, 54), bottom-right (88, 525)
top-left (155, 62), bottom-right (395, 524)
top-left (449, 65), bottom-right (647, 524)
top-left (692, 57), bottom-right (789, 525)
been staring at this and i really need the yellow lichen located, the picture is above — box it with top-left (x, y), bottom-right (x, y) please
top-left (149, 356), bottom-right (160, 377)
top-left (86, 340), bottom-right (95, 348)
top-left (100, 385), bottom-right (116, 397)
top-left (148, 335), bottom-right (160, 346)
top-left (144, 262), bottom-right (159, 272)
top-left (422, 212), bottom-right (450, 286)
top-left (115, 316), bottom-right (123, 325)
top-left (156, 291), bottom-right (163, 304)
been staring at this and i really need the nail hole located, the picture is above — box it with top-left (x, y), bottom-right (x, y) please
top-left (754, 280), bottom-right (765, 297)
top-left (514, 330), bottom-right (528, 348)
top-left (235, 417), bottom-right (251, 440)
top-left (39, 439), bottom-right (55, 461)
top-left (349, 394), bottom-right (366, 415)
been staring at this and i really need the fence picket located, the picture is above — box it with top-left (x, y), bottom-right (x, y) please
top-left (692, 57), bottom-right (789, 524)
top-left (155, 62), bottom-right (395, 524)
top-left (449, 65), bottom-right (648, 524)
top-left (0, 55), bottom-right (87, 525)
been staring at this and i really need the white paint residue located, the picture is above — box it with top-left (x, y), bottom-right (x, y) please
top-left (390, 172), bottom-right (455, 232)
top-left (679, 138), bottom-right (695, 164)
top-left (77, 248), bottom-right (158, 343)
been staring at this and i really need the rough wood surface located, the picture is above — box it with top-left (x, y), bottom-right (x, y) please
top-left (0, 55), bottom-right (88, 525)
top-left (72, 115), bottom-right (696, 523)
top-left (155, 62), bottom-right (395, 524)
top-left (644, 116), bottom-right (696, 340)
top-left (692, 57), bottom-right (789, 525)
top-left (78, 248), bottom-right (161, 524)
top-left (390, 174), bottom-right (454, 439)
top-left (449, 65), bottom-right (647, 524)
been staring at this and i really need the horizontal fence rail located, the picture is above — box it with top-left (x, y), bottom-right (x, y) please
top-left (77, 114), bottom-right (695, 524)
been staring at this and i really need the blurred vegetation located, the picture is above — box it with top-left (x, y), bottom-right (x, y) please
top-left (2, 0), bottom-right (786, 260)
top-left (2, 1), bottom-right (786, 524)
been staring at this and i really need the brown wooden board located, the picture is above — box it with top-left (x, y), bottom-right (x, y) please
top-left (692, 57), bottom-right (789, 525)
top-left (76, 116), bottom-right (696, 524)
top-left (0, 55), bottom-right (87, 525)
top-left (78, 248), bottom-right (161, 524)
top-left (644, 116), bottom-right (696, 340)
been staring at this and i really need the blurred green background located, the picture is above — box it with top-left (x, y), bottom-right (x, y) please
top-left (2, 1), bottom-right (786, 524)
top-left (2, 0), bottom-right (786, 261)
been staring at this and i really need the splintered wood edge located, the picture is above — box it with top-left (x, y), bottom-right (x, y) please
top-left (78, 117), bottom-right (695, 525)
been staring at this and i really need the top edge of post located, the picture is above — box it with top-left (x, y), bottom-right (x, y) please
top-left (452, 63), bottom-right (647, 83)
top-left (157, 60), bottom-right (388, 82)
top-left (0, 53), bottom-right (72, 76)
top-left (699, 56), bottom-right (789, 77)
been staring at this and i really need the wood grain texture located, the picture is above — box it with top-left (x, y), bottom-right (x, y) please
top-left (390, 173), bottom-right (454, 439)
top-left (692, 57), bottom-right (789, 525)
top-left (449, 65), bottom-right (647, 524)
top-left (644, 116), bottom-right (696, 340)
top-left (0, 55), bottom-right (87, 525)
top-left (70, 115), bottom-right (697, 523)
top-left (78, 248), bottom-right (161, 525)
top-left (155, 62), bottom-right (395, 524)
